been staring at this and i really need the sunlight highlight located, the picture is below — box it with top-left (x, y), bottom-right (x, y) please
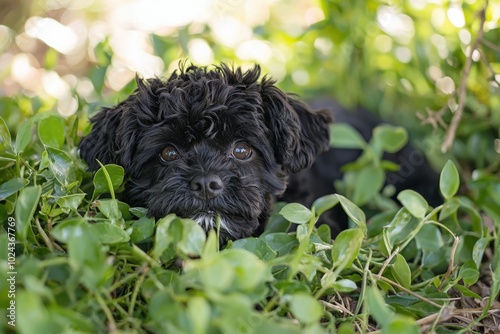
top-left (25, 17), bottom-right (78, 54)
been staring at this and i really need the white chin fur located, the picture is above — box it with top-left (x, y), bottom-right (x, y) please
top-left (193, 213), bottom-right (235, 237)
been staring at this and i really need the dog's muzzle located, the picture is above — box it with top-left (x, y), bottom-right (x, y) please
top-left (189, 174), bottom-right (224, 200)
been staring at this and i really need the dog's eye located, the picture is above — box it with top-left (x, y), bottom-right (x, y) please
top-left (232, 142), bottom-right (253, 160)
top-left (160, 146), bottom-right (180, 162)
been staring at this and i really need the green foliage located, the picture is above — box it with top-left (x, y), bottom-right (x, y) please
top-left (1, 0), bottom-right (499, 332)
top-left (0, 113), bottom-right (498, 333)
top-left (331, 123), bottom-right (409, 207)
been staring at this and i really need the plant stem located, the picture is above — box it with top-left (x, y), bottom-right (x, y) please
top-left (441, 0), bottom-right (489, 152)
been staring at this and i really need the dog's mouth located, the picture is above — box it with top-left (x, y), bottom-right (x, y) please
top-left (191, 210), bottom-right (237, 237)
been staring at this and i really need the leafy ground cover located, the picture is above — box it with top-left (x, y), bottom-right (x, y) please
top-left (0, 112), bottom-right (498, 334)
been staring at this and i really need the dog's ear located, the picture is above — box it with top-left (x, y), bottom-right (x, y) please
top-left (260, 79), bottom-right (332, 174)
top-left (79, 76), bottom-right (159, 172)
top-left (78, 105), bottom-right (124, 171)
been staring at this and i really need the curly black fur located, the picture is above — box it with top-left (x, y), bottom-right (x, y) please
top-left (79, 64), bottom-right (331, 240)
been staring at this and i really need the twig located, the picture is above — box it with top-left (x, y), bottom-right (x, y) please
top-left (417, 102), bottom-right (452, 129)
top-left (373, 274), bottom-right (443, 309)
top-left (35, 218), bottom-right (54, 251)
top-left (320, 300), bottom-right (354, 316)
top-left (439, 235), bottom-right (460, 291)
top-left (377, 246), bottom-right (399, 277)
top-left (441, 1), bottom-right (488, 152)
top-left (480, 51), bottom-right (500, 86)
top-left (94, 291), bottom-right (117, 332)
top-left (129, 266), bottom-right (149, 316)
top-left (481, 38), bottom-right (500, 52)
top-left (35, 218), bottom-right (64, 252)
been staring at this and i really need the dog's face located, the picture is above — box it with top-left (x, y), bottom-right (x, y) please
top-left (79, 64), bottom-right (331, 239)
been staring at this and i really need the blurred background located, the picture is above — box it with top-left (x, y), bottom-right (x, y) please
top-left (0, 0), bottom-right (499, 170)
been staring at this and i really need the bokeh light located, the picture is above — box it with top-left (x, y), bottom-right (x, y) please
top-left (0, 0), bottom-right (498, 124)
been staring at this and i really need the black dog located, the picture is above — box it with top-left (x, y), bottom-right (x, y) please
top-left (79, 63), bottom-right (441, 240)
top-left (79, 64), bottom-right (331, 240)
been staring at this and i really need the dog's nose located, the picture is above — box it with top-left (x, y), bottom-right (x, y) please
top-left (190, 174), bottom-right (224, 199)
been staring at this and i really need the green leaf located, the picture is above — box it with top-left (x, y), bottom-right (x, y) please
top-left (384, 208), bottom-right (413, 249)
top-left (459, 260), bottom-right (479, 286)
top-left (147, 290), bottom-right (181, 328)
top-left (14, 119), bottom-right (33, 154)
top-left (46, 146), bottom-right (77, 186)
top-left (390, 254), bottom-right (412, 289)
top-left (380, 159), bottom-right (400, 172)
top-left (330, 123), bottom-right (367, 149)
top-left (288, 293), bottom-right (324, 324)
top-left (38, 115), bottom-right (65, 148)
top-left (260, 233), bottom-right (299, 256)
top-left (352, 166), bottom-right (385, 206)
top-left (97, 199), bottom-right (122, 222)
top-left (90, 67), bottom-right (107, 94)
top-left (47, 306), bottom-right (95, 333)
top-left (365, 286), bottom-right (394, 326)
top-left (317, 224), bottom-right (331, 243)
top-left (296, 224), bottom-right (308, 242)
top-left (175, 218), bottom-right (206, 257)
top-left (0, 116), bottom-right (11, 149)
top-left (51, 218), bottom-right (87, 242)
top-left (368, 209), bottom-right (399, 238)
top-left (221, 249), bottom-right (271, 292)
top-left (129, 206), bottom-right (148, 218)
top-left (155, 217), bottom-right (200, 259)
top-left (440, 160), bottom-right (460, 199)
top-left (88, 222), bottom-right (130, 244)
top-left (202, 230), bottom-right (219, 259)
top-left (312, 194), bottom-right (339, 217)
top-left (457, 197), bottom-right (483, 233)
top-left (231, 237), bottom-right (277, 260)
top-left (66, 222), bottom-right (110, 289)
top-left (187, 296), bottom-right (210, 334)
top-left (280, 203), bottom-right (313, 224)
top-left (331, 228), bottom-right (364, 271)
top-left (152, 214), bottom-right (178, 260)
top-left (56, 194), bottom-right (85, 213)
top-left (92, 164), bottom-right (125, 199)
top-left (320, 271), bottom-right (338, 289)
top-left (53, 220), bottom-right (109, 288)
top-left (338, 323), bottom-right (357, 334)
top-left (263, 211), bottom-right (291, 234)
top-left (397, 190), bottom-right (428, 219)
top-left (193, 255), bottom-right (234, 292)
top-left (44, 47), bottom-right (59, 69)
top-left (130, 216), bottom-right (155, 243)
top-left (372, 125), bottom-right (408, 153)
top-left (490, 245), bottom-right (500, 303)
top-left (385, 315), bottom-right (421, 334)
top-left (336, 194), bottom-right (366, 231)
top-left (472, 237), bottom-right (490, 269)
top-left (454, 284), bottom-right (481, 299)
top-left (0, 178), bottom-right (29, 200)
top-left (297, 253), bottom-right (322, 281)
top-left (17, 291), bottom-right (62, 334)
top-left (331, 278), bottom-right (357, 292)
top-left (15, 185), bottom-right (42, 240)
top-left (415, 224), bottom-right (443, 252)
top-left (439, 197), bottom-right (460, 220)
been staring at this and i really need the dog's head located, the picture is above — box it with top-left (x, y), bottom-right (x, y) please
top-left (79, 64), bottom-right (331, 239)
